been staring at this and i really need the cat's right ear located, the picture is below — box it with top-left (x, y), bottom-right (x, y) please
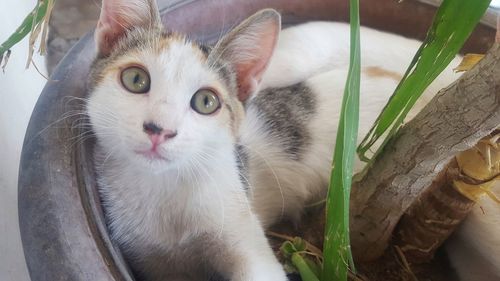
top-left (95, 0), bottom-right (161, 56)
top-left (210, 9), bottom-right (281, 102)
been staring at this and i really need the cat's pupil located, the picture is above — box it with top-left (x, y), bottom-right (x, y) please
top-left (204, 96), bottom-right (211, 107)
top-left (133, 73), bottom-right (140, 84)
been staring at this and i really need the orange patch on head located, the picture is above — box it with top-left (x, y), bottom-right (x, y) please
top-left (363, 66), bottom-right (403, 82)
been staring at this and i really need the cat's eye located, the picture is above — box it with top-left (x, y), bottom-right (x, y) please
top-left (120, 66), bottom-right (150, 94)
top-left (190, 89), bottom-right (221, 115)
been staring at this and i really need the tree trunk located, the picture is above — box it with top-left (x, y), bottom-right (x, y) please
top-left (393, 130), bottom-right (499, 263)
top-left (392, 158), bottom-right (475, 263)
top-left (350, 43), bottom-right (500, 261)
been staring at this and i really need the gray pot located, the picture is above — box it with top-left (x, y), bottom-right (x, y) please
top-left (18, 1), bottom-right (497, 280)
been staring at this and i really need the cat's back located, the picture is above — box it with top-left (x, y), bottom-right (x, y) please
top-left (245, 21), bottom-right (461, 226)
top-left (262, 21), bottom-right (459, 90)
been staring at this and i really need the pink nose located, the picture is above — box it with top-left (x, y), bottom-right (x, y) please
top-left (143, 122), bottom-right (177, 146)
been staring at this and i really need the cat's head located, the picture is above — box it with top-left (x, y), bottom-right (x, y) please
top-left (87, 0), bottom-right (280, 171)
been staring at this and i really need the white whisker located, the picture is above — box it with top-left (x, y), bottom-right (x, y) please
top-left (238, 143), bottom-right (286, 221)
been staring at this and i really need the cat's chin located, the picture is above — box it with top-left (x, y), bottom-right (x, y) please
top-left (132, 152), bottom-right (178, 173)
top-left (135, 149), bottom-right (170, 162)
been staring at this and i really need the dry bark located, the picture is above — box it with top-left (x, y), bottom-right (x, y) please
top-left (350, 43), bottom-right (500, 261)
top-left (392, 158), bottom-right (475, 263)
top-left (393, 129), bottom-right (500, 263)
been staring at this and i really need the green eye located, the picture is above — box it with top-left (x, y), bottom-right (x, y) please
top-left (120, 66), bottom-right (150, 94)
top-left (190, 89), bottom-right (221, 115)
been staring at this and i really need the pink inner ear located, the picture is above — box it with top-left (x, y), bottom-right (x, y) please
top-left (95, 21), bottom-right (127, 56)
top-left (95, 0), bottom-right (155, 56)
top-left (235, 27), bottom-right (279, 102)
top-left (236, 61), bottom-right (267, 102)
top-left (95, 1), bottom-right (127, 56)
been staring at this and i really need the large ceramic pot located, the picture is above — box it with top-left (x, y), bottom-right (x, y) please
top-left (18, 1), bottom-right (497, 280)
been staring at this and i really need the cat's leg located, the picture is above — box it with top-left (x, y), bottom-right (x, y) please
top-left (212, 213), bottom-right (287, 281)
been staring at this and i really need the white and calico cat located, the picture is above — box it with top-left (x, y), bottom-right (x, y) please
top-left (86, 0), bottom-right (498, 280)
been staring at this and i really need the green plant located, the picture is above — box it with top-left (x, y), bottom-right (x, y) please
top-left (357, 0), bottom-right (492, 162)
top-left (0, 0), bottom-right (55, 70)
top-left (321, 0), bottom-right (360, 280)
top-left (280, 237), bottom-right (321, 281)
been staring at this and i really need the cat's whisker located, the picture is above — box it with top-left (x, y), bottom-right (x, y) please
top-left (234, 149), bottom-right (255, 200)
top-left (195, 149), bottom-right (256, 235)
top-left (100, 145), bottom-right (119, 168)
top-left (190, 153), bottom-right (226, 239)
top-left (30, 103), bottom-right (119, 143)
top-left (237, 143), bottom-right (286, 221)
top-left (32, 111), bottom-right (89, 140)
top-left (180, 157), bottom-right (205, 219)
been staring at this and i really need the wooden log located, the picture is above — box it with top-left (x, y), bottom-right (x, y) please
top-left (350, 43), bottom-right (500, 261)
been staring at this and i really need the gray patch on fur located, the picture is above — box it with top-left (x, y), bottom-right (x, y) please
top-left (251, 83), bottom-right (316, 160)
top-left (125, 234), bottom-right (227, 281)
top-left (198, 44), bottom-right (211, 56)
top-left (235, 144), bottom-right (249, 190)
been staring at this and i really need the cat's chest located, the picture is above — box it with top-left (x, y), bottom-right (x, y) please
top-left (100, 167), bottom-right (235, 249)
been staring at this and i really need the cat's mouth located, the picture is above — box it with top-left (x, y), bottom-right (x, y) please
top-left (134, 149), bottom-right (169, 161)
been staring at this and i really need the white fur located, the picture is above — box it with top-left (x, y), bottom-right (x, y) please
top-left (446, 187), bottom-right (500, 281)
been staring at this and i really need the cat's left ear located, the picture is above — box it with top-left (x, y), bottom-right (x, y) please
top-left (210, 9), bottom-right (281, 102)
top-left (95, 0), bottom-right (161, 57)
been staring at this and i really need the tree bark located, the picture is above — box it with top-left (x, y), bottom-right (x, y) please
top-left (350, 43), bottom-right (500, 261)
top-left (392, 158), bottom-right (475, 263)
top-left (393, 130), bottom-right (500, 263)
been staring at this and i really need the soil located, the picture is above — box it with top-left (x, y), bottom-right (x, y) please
top-left (268, 206), bottom-right (458, 281)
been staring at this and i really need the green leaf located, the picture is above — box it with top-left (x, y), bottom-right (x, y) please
top-left (280, 241), bottom-right (298, 258)
top-left (321, 0), bottom-right (360, 280)
top-left (305, 256), bottom-right (322, 278)
top-left (292, 253), bottom-right (321, 281)
top-left (357, 0), bottom-right (492, 162)
top-left (280, 238), bottom-right (322, 281)
top-left (292, 237), bottom-right (307, 252)
top-left (0, 0), bottom-right (51, 67)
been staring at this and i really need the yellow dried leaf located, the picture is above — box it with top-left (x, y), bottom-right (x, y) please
top-left (454, 54), bottom-right (485, 72)
top-left (454, 180), bottom-right (499, 202)
top-left (453, 133), bottom-right (500, 202)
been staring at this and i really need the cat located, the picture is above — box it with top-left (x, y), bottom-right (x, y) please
top-left (87, 0), bottom-right (498, 280)
top-left (89, 1), bottom-right (287, 280)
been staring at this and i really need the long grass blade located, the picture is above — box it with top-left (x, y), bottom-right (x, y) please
top-left (321, 0), bottom-right (360, 279)
top-left (357, 0), bottom-right (492, 162)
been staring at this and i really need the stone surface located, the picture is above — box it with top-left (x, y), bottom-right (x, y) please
top-left (46, 0), bottom-right (101, 74)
